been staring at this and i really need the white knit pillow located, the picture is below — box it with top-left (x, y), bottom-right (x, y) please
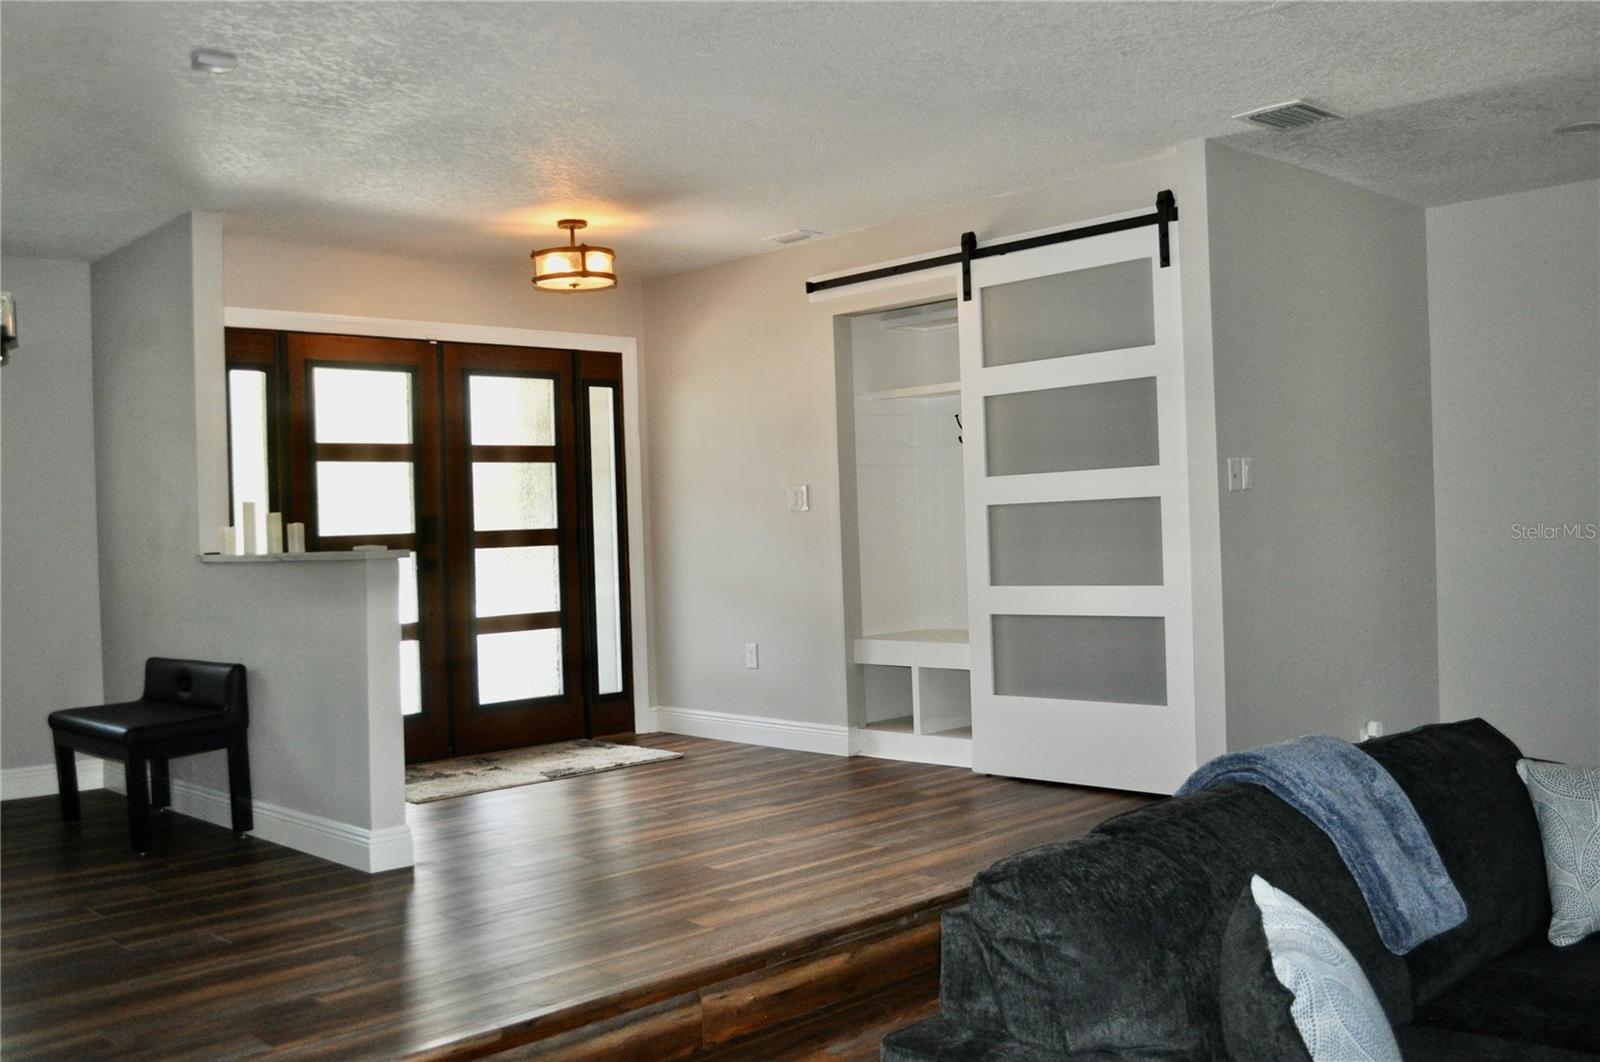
top-left (1517, 759), bottom-right (1600, 947)
top-left (1251, 875), bottom-right (1401, 1062)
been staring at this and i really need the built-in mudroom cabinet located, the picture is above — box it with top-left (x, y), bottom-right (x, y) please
top-left (838, 299), bottom-right (974, 768)
top-left (830, 194), bottom-right (1207, 795)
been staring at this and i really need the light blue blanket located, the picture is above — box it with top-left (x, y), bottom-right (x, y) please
top-left (1178, 734), bottom-right (1466, 954)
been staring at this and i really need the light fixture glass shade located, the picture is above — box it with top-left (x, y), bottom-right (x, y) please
top-left (532, 219), bottom-right (617, 291)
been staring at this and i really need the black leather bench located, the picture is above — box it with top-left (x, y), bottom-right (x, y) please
top-left (49, 657), bottom-right (252, 855)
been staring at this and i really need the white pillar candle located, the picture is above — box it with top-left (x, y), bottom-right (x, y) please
top-left (220, 526), bottom-right (237, 556)
top-left (241, 502), bottom-right (258, 556)
top-left (266, 512), bottom-right (284, 554)
top-left (286, 522), bottom-right (306, 554)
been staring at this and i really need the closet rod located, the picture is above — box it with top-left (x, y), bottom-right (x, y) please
top-left (804, 189), bottom-right (1178, 300)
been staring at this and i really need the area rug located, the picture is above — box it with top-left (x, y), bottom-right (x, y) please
top-left (405, 739), bottom-right (682, 803)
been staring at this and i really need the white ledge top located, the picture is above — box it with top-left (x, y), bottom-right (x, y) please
top-left (199, 549), bottom-right (411, 564)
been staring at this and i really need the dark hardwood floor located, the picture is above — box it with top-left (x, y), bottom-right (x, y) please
top-left (1, 734), bottom-right (1150, 1058)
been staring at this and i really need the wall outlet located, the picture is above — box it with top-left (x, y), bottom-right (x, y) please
top-left (1359, 720), bottom-right (1385, 742)
top-left (744, 642), bottom-right (760, 669)
top-left (786, 484), bottom-right (810, 512)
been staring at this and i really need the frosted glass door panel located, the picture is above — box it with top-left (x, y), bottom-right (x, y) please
top-left (316, 461), bottom-right (415, 536)
top-left (399, 641), bottom-right (422, 716)
top-left (397, 554), bottom-right (419, 625)
top-left (989, 497), bottom-right (1164, 586)
top-left (588, 387), bottom-right (625, 695)
top-left (472, 462), bottom-right (557, 530)
top-left (313, 367), bottom-right (412, 443)
top-left (981, 258), bottom-right (1154, 367)
top-left (985, 377), bottom-right (1158, 476)
top-left (227, 369), bottom-right (270, 544)
top-left (477, 628), bottom-right (563, 703)
top-left (469, 375), bottom-right (556, 446)
top-left (475, 546), bottom-right (559, 617)
top-left (991, 614), bottom-right (1167, 705)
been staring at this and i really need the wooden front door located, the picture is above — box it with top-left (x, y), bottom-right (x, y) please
top-left (246, 329), bottom-right (633, 762)
top-left (439, 343), bottom-right (587, 754)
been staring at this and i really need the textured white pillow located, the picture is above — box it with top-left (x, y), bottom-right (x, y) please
top-left (1516, 759), bottom-right (1600, 947)
top-left (1250, 875), bottom-right (1402, 1062)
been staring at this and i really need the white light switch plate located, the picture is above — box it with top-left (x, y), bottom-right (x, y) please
top-left (787, 485), bottom-right (810, 512)
top-left (744, 643), bottom-right (760, 669)
top-left (1226, 458), bottom-right (1253, 492)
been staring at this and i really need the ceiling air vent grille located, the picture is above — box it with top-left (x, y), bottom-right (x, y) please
top-left (1233, 99), bottom-right (1343, 131)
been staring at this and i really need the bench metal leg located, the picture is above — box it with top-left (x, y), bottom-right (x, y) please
top-left (54, 744), bottom-right (81, 822)
top-left (227, 737), bottom-right (253, 835)
top-left (125, 755), bottom-right (152, 855)
top-left (150, 757), bottom-right (171, 810)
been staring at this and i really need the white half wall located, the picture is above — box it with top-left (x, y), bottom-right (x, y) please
top-left (0, 255), bottom-right (108, 795)
top-left (90, 214), bottom-right (411, 871)
top-left (1427, 180), bottom-right (1600, 765)
top-left (1206, 143), bottom-right (1439, 750)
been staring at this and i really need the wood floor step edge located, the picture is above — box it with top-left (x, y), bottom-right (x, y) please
top-left (404, 896), bottom-right (960, 1060)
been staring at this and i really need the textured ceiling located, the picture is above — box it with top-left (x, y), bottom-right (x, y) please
top-left (2, 2), bottom-right (1596, 274)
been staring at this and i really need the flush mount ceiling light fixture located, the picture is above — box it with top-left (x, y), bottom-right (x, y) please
top-left (190, 48), bottom-right (238, 74)
top-left (531, 219), bottom-right (616, 292)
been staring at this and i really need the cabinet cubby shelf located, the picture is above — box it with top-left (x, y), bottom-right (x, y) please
top-left (853, 629), bottom-right (970, 670)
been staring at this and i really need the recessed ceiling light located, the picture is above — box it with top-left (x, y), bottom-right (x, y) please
top-left (766, 229), bottom-right (822, 246)
top-left (1554, 121), bottom-right (1600, 136)
top-left (190, 48), bottom-right (238, 74)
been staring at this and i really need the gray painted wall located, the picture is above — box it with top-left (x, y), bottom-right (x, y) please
top-left (0, 256), bottom-right (106, 770)
top-left (1206, 143), bottom-right (1439, 749)
top-left (639, 152), bottom-right (1229, 735)
top-left (92, 214), bottom-right (396, 831)
top-left (1427, 180), bottom-right (1600, 764)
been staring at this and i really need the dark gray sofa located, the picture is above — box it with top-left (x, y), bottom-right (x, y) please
top-left (882, 719), bottom-right (1599, 1061)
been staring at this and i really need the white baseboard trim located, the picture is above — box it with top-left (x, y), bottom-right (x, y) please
top-left (652, 706), bottom-right (850, 756)
top-left (98, 770), bottom-right (411, 874)
top-left (162, 779), bottom-right (415, 873)
top-left (1, 756), bottom-right (105, 801)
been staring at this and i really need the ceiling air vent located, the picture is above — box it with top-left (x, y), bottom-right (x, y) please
top-left (1233, 99), bottom-right (1343, 131)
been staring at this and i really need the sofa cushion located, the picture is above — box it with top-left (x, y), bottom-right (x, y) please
top-left (1394, 1025), bottom-right (1599, 1062)
top-left (1517, 759), bottom-right (1600, 947)
top-left (1217, 884), bottom-right (1309, 1062)
top-left (1410, 932), bottom-right (1600, 1052)
top-left (1249, 875), bottom-right (1402, 1061)
top-left (937, 906), bottom-right (1006, 1037)
top-left (880, 1016), bottom-right (1139, 1062)
top-left (1360, 719), bottom-right (1550, 1001)
top-left (963, 782), bottom-right (1408, 1058)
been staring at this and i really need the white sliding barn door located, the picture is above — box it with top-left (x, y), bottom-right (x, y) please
top-left (961, 225), bottom-right (1195, 794)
